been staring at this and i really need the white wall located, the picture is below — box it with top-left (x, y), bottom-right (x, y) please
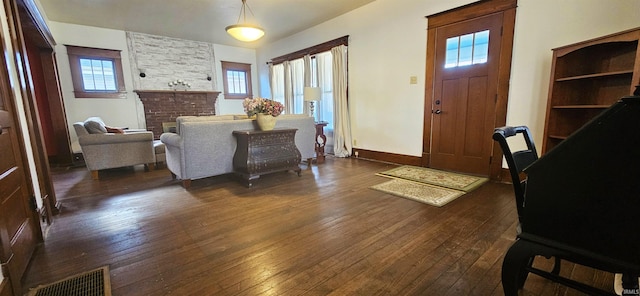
top-left (49, 22), bottom-right (258, 151)
top-left (256, 0), bottom-right (478, 157)
top-left (256, 0), bottom-right (640, 158)
top-left (213, 44), bottom-right (259, 115)
top-left (50, 22), bottom-right (143, 152)
top-left (44, 0), bottom-right (640, 158)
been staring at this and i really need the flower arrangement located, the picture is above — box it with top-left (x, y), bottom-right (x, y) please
top-left (243, 97), bottom-right (284, 117)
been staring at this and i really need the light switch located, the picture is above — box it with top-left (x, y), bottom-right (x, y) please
top-left (410, 76), bottom-right (418, 84)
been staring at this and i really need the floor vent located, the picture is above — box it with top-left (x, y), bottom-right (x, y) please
top-left (27, 266), bottom-right (111, 296)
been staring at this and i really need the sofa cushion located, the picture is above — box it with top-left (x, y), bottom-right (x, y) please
top-left (280, 114), bottom-right (309, 118)
top-left (180, 115), bottom-right (234, 122)
top-left (84, 119), bottom-right (107, 134)
top-left (233, 114), bottom-right (250, 120)
top-left (175, 115), bottom-right (237, 134)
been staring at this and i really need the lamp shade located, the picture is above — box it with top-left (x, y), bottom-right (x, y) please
top-left (226, 24), bottom-right (265, 42)
top-left (304, 87), bottom-right (321, 102)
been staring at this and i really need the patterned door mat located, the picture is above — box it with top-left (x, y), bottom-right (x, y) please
top-left (371, 166), bottom-right (488, 207)
top-left (375, 165), bottom-right (488, 192)
top-left (370, 179), bottom-right (465, 207)
top-left (27, 266), bottom-right (111, 296)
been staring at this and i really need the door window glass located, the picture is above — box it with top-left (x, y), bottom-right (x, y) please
top-left (444, 30), bottom-right (489, 68)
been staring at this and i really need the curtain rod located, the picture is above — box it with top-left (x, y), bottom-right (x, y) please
top-left (269, 35), bottom-right (348, 65)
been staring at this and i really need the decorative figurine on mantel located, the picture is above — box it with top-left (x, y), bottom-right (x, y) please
top-left (168, 79), bottom-right (190, 91)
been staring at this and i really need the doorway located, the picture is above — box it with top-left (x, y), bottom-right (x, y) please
top-left (0, 1), bottom-right (47, 294)
top-left (0, 0), bottom-right (64, 294)
top-left (422, 0), bottom-right (517, 179)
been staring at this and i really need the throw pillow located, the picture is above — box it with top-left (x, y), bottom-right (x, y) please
top-left (105, 126), bottom-right (125, 134)
top-left (84, 120), bottom-right (107, 134)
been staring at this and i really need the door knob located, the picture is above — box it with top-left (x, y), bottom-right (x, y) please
top-left (433, 109), bottom-right (442, 114)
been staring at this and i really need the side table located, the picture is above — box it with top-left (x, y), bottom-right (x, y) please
top-left (315, 121), bottom-right (328, 164)
top-left (232, 128), bottom-right (302, 187)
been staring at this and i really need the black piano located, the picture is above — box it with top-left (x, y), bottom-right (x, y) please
top-left (502, 95), bottom-right (640, 296)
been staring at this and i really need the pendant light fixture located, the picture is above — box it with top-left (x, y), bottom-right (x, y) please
top-left (225, 0), bottom-right (265, 42)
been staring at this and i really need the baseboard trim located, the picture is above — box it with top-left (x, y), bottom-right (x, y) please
top-left (351, 148), bottom-right (510, 183)
top-left (497, 168), bottom-right (514, 184)
top-left (351, 148), bottom-right (422, 166)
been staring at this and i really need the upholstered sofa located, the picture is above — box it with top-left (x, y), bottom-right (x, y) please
top-left (73, 117), bottom-right (156, 180)
top-left (160, 114), bottom-right (316, 188)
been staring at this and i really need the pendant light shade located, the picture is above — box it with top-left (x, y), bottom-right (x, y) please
top-left (226, 24), bottom-right (265, 42)
top-left (226, 0), bottom-right (265, 42)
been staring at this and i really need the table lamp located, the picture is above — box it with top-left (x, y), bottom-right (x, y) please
top-left (303, 87), bottom-right (321, 120)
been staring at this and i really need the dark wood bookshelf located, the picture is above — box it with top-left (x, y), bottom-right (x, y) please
top-left (542, 27), bottom-right (640, 152)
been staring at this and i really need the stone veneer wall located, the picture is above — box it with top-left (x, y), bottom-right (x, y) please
top-left (126, 31), bottom-right (218, 92)
top-left (136, 90), bottom-right (220, 139)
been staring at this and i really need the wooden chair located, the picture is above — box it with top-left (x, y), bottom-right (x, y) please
top-left (492, 126), bottom-right (538, 224)
top-left (493, 117), bottom-right (638, 296)
top-left (493, 126), bottom-right (562, 288)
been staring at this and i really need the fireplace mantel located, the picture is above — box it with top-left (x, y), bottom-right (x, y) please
top-left (134, 90), bottom-right (221, 97)
top-left (134, 90), bottom-right (221, 139)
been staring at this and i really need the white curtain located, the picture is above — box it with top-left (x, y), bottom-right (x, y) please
top-left (271, 59), bottom-right (307, 115)
top-left (289, 58), bottom-right (305, 114)
top-left (303, 54), bottom-right (312, 86)
top-left (331, 45), bottom-right (352, 157)
top-left (283, 61), bottom-right (294, 114)
top-left (316, 51), bottom-right (334, 153)
top-left (269, 63), bottom-right (285, 105)
top-left (269, 63), bottom-right (274, 98)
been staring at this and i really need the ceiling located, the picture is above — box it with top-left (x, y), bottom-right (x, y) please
top-left (37, 0), bottom-right (376, 49)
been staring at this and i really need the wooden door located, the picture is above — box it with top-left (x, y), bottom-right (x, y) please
top-left (0, 105), bottom-right (41, 296)
top-left (429, 13), bottom-right (503, 176)
top-left (0, 35), bottom-right (41, 296)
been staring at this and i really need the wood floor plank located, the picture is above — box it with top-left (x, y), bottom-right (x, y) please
top-left (21, 157), bottom-right (620, 295)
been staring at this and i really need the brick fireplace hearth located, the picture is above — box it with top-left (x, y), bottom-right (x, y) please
top-left (135, 90), bottom-right (221, 139)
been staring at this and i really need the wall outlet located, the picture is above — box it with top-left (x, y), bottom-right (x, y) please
top-left (353, 139), bottom-right (357, 146)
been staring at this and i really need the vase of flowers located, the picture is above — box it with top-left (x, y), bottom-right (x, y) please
top-left (243, 97), bottom-right (284, 131)
top-left (255, 113), bottom-right (277, 131)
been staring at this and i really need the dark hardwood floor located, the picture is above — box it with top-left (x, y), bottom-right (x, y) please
top-left (22, 157), bottom-right (614, 295)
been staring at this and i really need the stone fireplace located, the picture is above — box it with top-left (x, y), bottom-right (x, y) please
top-left (135, 90), bottom-right (221, 139)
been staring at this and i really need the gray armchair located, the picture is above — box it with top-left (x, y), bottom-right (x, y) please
top-left (73, 117), bottom-right (155, 179)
